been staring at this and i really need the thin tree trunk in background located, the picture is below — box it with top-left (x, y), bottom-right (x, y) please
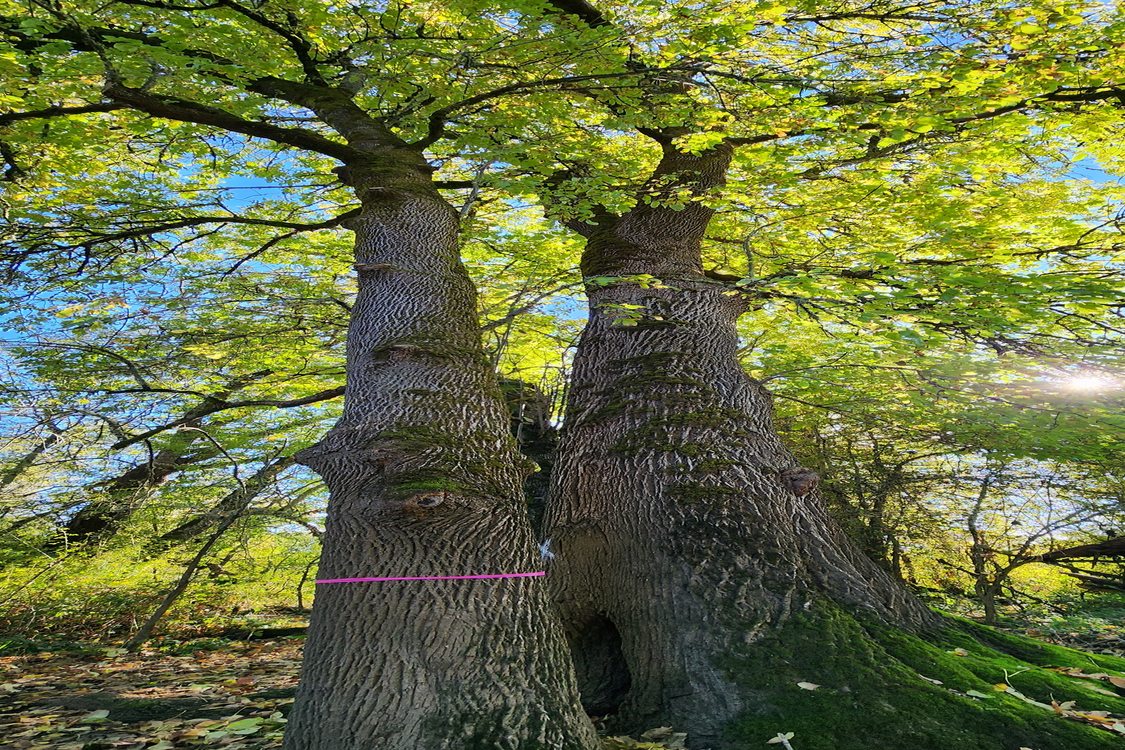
top-left (156, 455), bottom-right (295, 545)
top-left (123, 475), bottom-right (259, 650)
top-left (295, 556), bottom-right (317, 612)
top-left (967, 472), bottom-right (997, 624)
top-left (281, 131), bottom-right (595, 749)
top-left (545, 138), bottom-right (937, 747)
top-left (501, 378), bottom-right (559, 536)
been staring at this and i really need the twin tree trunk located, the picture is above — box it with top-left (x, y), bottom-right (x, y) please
top-left (284, 137), bottom-right (935, 749)
top-left (544, 142), bottom-right (937, 747)
top-left (283, 152), bottom-right (597, 750)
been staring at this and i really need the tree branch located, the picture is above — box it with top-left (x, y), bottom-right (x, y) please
top-left (543, 0), bottom-right (610, 27)
top-left (110, 385), bottom-right (345, 450)
top-left (44, 208), bottom-right (361, 253)
top-left (102, 82), bottom-right (361, 161)
top-left (0, 103), bottom-right (125, 127)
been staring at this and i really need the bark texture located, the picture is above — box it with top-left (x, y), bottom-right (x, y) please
top-left (544, 140), bottom-right (937, 747)
top-left (283, 147), bottom-right (596, 750)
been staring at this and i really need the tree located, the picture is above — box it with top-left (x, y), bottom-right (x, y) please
top-left (529, 1), bottom-right (1125, 745)
top-left (5, 0), bottom-right (1125, 748)
top-left (947, 459), bottom-right (1125, 623)
top-left (545, 134), bottom-right (936, 747)
top-left (1, 1), bottom-right (611, 746)
top-left (123, 451), bottom-right (294, 649)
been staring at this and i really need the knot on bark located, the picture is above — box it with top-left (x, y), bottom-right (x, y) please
top-left (405, 491), bottom-right (449, 512)
top-left (293, 443), bottom-right (330, 473)
top-left (781, 467), bottom-right (820, 497)
top-left (370, 342), bottom-right (432, 364)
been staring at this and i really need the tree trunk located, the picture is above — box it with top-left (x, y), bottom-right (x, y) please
top-left (967, 473), bottom-right (998, 624)
top-left (978, 582), bottom-right (999, 625)
top-left (283, 153), bottom-right (596, 750)
top-left (544, 141), bottom-right (937, 747)
top-left (501, 378), bottom-right (559, 536)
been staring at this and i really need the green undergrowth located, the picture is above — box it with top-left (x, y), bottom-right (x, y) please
top-left (1005, 593), bottom-right (1125, 657)
top-left (725, 601), bottom-right (1125, 750)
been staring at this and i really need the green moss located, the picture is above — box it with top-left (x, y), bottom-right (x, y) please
top-left (367, 425), bottom-right (526, 500)
top-left (955, 618), bottom-right (1125, 673)
top-left (722, 601), bottom-right (1125, 750)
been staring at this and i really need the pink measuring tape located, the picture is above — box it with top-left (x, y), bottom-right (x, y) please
top-left (315, 571), bottom-right (546, 584)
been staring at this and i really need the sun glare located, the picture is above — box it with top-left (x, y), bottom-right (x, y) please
top-left (1059, 373), bottom-right (1119, 393)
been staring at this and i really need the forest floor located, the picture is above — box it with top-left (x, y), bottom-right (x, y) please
top-left (0, 638), bottom-right (301, 750)
top-left (2, 598), bottom-right (1124, 750)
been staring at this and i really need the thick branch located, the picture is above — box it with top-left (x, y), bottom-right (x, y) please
top-left (0, 103), bottom-right (124, 127)
top-left (247, 78), bottom-right (407, 152)
top-left (543, 0), bottom-right (609, 27)
top-left (110, 385), bottom-right (345, 450)
top-left (1035, 536), bottom-right (1125, 563)
top-left (102, 82), bottom-right (360, 161)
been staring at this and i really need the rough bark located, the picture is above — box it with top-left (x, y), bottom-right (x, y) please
top-left (283, 148), bottom-right (596, 750)
top-left (544, 141), bottom-right (937, 747)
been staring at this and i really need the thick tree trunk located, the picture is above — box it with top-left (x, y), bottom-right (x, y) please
top-left (283, 154), bottom-right (596, 750)
top-left (544, 141), bottom-right (936, 747)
